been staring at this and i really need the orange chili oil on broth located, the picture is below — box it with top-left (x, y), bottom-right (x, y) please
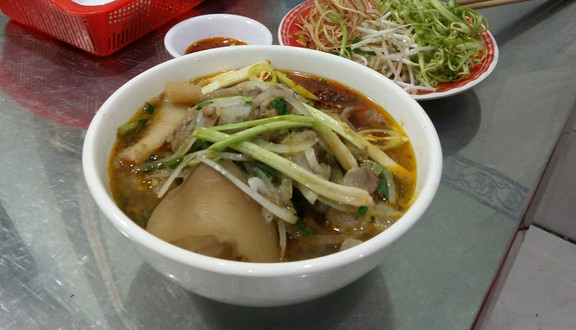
top-left (280, 71), bottom-right (417, 261)
top-left (185, 37), bottom-right (247, 54)
top-left (286, 71), bottom-right (416, 173)
top-left (109, 70), bottom-right (417, 262)
top-left (109, 96), bottom-right (169, 228)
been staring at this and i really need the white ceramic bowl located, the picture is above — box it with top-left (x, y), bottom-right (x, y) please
top-left (83, 45), bottom-right (442, 307)
top-left (164, 14), bottom-right (273, 57)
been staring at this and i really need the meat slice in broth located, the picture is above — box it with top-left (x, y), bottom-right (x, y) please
top-left (117, 103), bottom-right (188, 164)
top-left (146, 163), bottom-right (280, 262)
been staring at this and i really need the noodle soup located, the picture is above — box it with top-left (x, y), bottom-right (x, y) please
top-left (109, 61), bottom-right (416, 262)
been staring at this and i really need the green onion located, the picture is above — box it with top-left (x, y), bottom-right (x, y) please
top-left (118, 118), bottom-right (148, 135)
top-left (211, 115), bottom-right (316, 132)
top-left (159, 156), bottom-right (184, 169)
top-left (193, 127), bottom-right (374, 207)
top-left (274, 70), bottom-right (319, 100)
top-left (381, 0), bottom-right (488, 86)
top-left (142, 155), bottom-right (185, 172)
top-left (301, 103), bottom-right (408, 177)
top-left (326, 13), bottom-right (349, 58)
top-left (194, 100), bottom-right (214, 110)
top-left (201, 61), bottom-right (272, 94)
top-left (313, 120), bottom-right (358, 171)
top-left (208, 121), bottom-right (314, 152)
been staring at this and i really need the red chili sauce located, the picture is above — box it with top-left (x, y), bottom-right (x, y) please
top-left (184, 37), bottom-right (247, 54)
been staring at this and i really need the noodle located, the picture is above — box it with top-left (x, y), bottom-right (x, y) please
top-left (295, 0), bottom-right (378, 54)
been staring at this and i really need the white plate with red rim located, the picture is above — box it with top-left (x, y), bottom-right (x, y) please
top-left (278, 0), bottom-right (499, 101)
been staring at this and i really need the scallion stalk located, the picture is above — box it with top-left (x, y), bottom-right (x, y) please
top-left (193, 128), bottom-right (374, 207)
top-left (208, 121), bottom-right (313, 152)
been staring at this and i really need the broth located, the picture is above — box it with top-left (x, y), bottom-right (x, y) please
top-left (109, 65), bottom-right (416, 262)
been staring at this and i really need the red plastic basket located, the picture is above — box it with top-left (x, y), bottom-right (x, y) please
top-left (0, 0), bottom-right (206, 56)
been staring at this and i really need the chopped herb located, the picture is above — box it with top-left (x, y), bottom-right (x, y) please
top-left (356, 205), bottom-right (369, 219)
top-left (148, 154), bottom-right (158, 161)
top-left (194, 100), bottom-right (214, 110)
top-left (118, 122), bottom-right (137, 135)
top-left (117, 118), bottom-right (148, 135)
top-left (143, 102), bottom-right (155, 114)
top-left (377, 174), bottom-right (389, 198)
top-left (369, 216), bottom-right (376, 223)
top-left (294, 219), bottom-right (312, 237)
top-left (270, 97), bottom-right (289, 115)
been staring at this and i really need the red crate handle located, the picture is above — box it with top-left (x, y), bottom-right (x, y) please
top-left (47, 0), bottom-right (143, 15)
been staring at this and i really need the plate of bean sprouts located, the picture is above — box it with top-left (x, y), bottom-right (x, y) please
top-left (278, 0), bottom-right (498, 100)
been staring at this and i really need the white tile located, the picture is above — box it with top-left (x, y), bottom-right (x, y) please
top-left (532, 131), bottom-right (576, 241)
top-left (484, 226), bottom-right (576, 330)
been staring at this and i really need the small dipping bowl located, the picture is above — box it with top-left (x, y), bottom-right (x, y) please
top-left (164, 14), bottom-right (273, 57)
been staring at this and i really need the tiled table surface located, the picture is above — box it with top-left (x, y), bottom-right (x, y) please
top-left (486, 103), bottom-right (576, 328)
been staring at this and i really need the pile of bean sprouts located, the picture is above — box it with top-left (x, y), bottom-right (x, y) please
top-left (295, 0), bottom-right (488, 94)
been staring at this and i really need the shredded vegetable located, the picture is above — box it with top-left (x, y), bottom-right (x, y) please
top-left (296, 0), bottom-right (488, 92)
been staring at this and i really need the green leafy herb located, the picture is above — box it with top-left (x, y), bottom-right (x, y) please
top-left (294, 219), bottom-right (312, 237)
top-left (270, 97), bottom-right (289, 115)
top-left (356, 205), bottom-right (369, 219)
top-left (370, 216), bottom-right (376, 223)
top-left (143, 102), bottom-right (155, 114)
top-left (377, 174), bottom-right (389, 198)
